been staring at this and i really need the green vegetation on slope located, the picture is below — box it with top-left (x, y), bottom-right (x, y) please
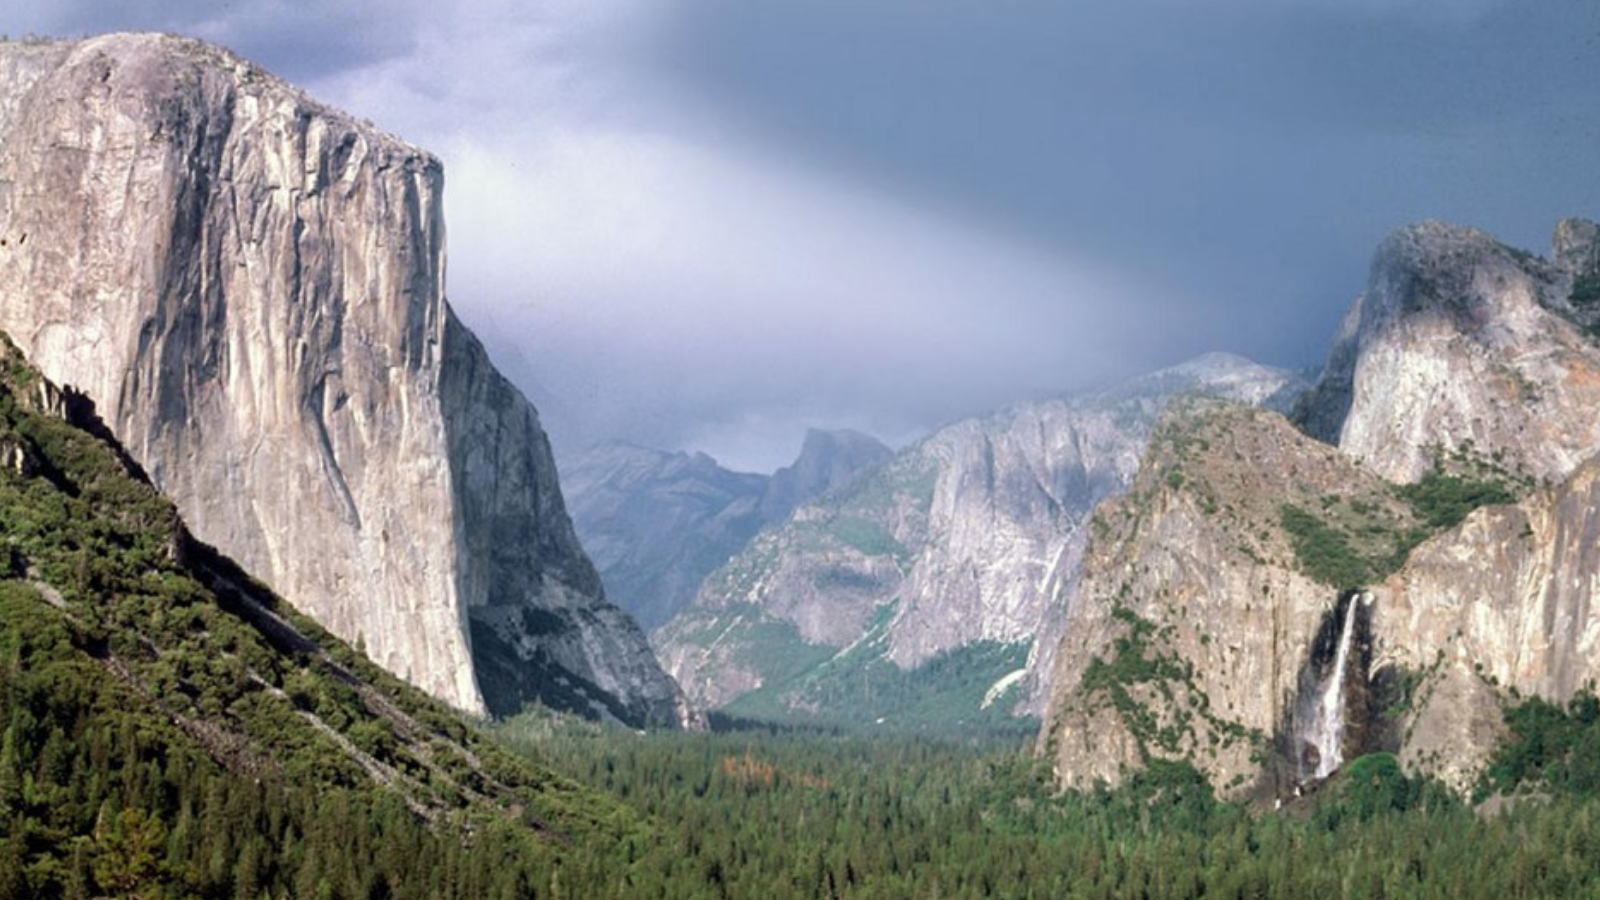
top-left (1141, 402), bottom-right (1526, 593)
top-left (672, 446), bottom-right (1030, 736)
top-left (1570, 269), bottom-right (1600, 308)
top-left (667, 598), bottom-right (1033, 737)
top-left (1479, 689), bottom-right (1600, 800)
top-left (1077, 603), bottom-right (1266, 775)
top-left (1282, 450), bottom-right (1521, 591)
top-left (1396, 464), bottom-right (1518, 531)
top-left (1277, 502), bottom-right (1416, 591)
top-left (723, 635), bottom-right (1035, 738)
top-left (0, 588), bottom-right (607, 899)
top-left (0, 336), bottom-right (631, 898)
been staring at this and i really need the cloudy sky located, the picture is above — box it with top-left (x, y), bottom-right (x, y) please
top-left (8, 1), bottom-right (1600, 470)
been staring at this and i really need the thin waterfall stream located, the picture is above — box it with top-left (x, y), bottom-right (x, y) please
top-left (1308, 595), bottom-right (1360, 779)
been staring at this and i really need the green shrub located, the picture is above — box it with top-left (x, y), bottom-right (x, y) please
top-left (1481, 691), bottom-right (1600, 798)
top-left (1571, 270), bottom-right (1600, 308)
top-left (1396, 470), bottom-right (1514, 531)
top-left (1279, 505), bottom-right (1381, 591)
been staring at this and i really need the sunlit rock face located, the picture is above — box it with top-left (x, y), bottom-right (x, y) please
top-left (1374, 453), bottom-right (1600, 791)
top-left (1039, 401), bottom-right (1600, 799)
top-left (1042, 220), bottom-right (1600, 798)
top-left (0, 33), bottom-right (687, 727)
top-left (1299, 220), bottom-right (1600, 484)
top-left (1037, 402), bottom-right (1380, 799)
top-left (656, 354), bottom-right (1304, 717)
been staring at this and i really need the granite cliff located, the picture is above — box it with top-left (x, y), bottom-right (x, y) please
top-left (0, 33), bottom-right (685, 726)
top-left (1042, 219), bottom-right (1600, 797)
top-left (1298, 220), bottom-right (1600, 483)
top-left (566, 429), bottom-right (890, 631)
top-left (655, 354), bottom-right (1304, 725)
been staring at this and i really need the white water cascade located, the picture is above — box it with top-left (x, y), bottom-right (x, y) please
top-left (1308, 595), bottom-right (1361, 779)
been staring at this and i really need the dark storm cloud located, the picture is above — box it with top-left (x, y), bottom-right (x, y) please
top-left (7, 0), bottom-right (1600, 470)
top-left (652, 0), bottom-right (1600, 367)
top-left (3, 0), bottom-right (425, 81)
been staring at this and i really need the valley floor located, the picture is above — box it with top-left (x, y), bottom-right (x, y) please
top-left (491, 711), bottom-right (1600, 899)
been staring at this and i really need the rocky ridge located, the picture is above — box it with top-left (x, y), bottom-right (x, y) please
top-left (1043, 219), bottom-right (1600, 797)
top-left (566, 429), bottom-right (890, 631)
top-left (1040, 400), bottom-right (1422, 797)
top-left (656, 354), bottom-right (1305, 722)
top-left (0, 33), bottom-right (685, 726)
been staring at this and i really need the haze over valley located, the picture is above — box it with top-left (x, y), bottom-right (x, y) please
top-left (4, 3), bottom-right (1600, 898)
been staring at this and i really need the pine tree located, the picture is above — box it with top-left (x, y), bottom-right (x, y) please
top-left (233, 836), bottom-right (262, 900)
top-left (64, 837), bottom-right (94, 900)
top-left (92, 805), bottom-right (167, 898)
top-left (0, 725), bottom-right (19, 819)
top-left (0, 814), bottom-right (27, 900)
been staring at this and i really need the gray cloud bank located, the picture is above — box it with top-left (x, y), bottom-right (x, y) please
top-left (6, 0), bottom-right (1599, 470)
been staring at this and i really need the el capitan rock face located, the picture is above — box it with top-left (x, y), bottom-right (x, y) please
top-left (0, 33), bottom-right (685, 726)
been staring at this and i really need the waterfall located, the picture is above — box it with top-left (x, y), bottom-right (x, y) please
top-left (1309, 595), bottom-right (1360, 779)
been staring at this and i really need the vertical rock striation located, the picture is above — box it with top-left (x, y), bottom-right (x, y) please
top-left (0, 33), bottom-right (685, 726)
top-left (1372, 454), bottom-right (1600, 790)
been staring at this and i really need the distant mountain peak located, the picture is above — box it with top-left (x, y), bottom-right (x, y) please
top-left (567, 428), bottom-right (890, 631)
top-left (760, 428), bottom-right (894, 523)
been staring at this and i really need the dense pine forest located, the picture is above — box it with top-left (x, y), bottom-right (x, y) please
top-left (491, 706), bottom-right (1600, 899)
top-left (12, 660), bottom-right (1600, 900)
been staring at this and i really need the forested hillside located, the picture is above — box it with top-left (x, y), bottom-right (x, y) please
top-left (0, 334), bottom-right (630, 898)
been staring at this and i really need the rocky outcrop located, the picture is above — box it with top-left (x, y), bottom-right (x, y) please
top-left (0, 33), bottom-right (685, 726)
top-left (1038, 401), bottom-right (1415, 797)
top-left (566, 430), bottom-right (890, 631)
top-left (1038, 396), bottom-right (1600, 798)
top-left (1373, 453), bottom-right (1600, 790)
top-left (657, 354), bottom-right (1304, 720)
top-left (1298, 220), bottom-right (1600, 484)
top-left (1043, 219), bottom-right (1600, 798)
